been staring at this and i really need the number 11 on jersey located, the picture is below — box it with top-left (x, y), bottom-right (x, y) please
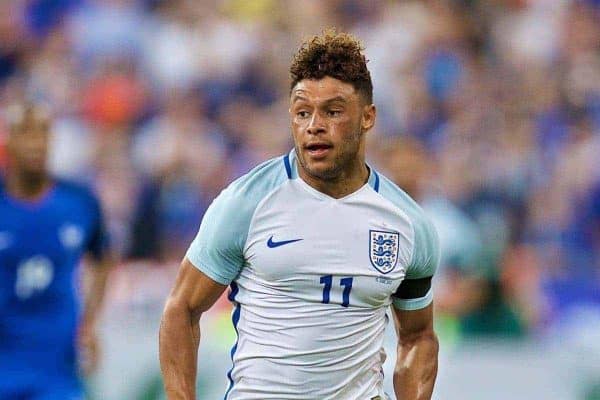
top-left (320, 275), bottom-right (353, 307)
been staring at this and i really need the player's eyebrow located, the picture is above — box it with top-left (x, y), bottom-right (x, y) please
top-left (321, 96), bottom-right (348, 105)
top-left (291, 95), bottom-right (348, 105)
top-left (291, 94), bottom-right (309, 103)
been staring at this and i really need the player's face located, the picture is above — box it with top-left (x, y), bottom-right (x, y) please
top-left (6, 123), bottom-right (50, 176)
top-left (290, 76), bottom-right (375, 181)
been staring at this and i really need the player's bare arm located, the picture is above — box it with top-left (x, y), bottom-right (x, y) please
top-left (160, 258), bottom-right (227, 399)
top-left (79, 255), bottom-right (114, 375)
top-left (393, 299), bottom-right (438, 400)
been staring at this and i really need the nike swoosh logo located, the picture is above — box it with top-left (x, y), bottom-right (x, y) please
top-left (267, 236), bottom-right (303, 248)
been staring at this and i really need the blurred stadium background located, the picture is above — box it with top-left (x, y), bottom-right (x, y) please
top-left (1, 0), bottom-right (600, 399)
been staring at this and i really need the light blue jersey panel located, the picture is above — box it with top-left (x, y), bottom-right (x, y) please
top-left (377, 175), bottom-right (440, 311)
top-left (186, 157), bottom-right (289, 285)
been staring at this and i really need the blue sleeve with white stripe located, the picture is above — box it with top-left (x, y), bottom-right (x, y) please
top-left (185, 156), bottom-right (288, 285)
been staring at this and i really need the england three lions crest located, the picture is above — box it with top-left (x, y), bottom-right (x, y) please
top-left (369, 230), bottom-right (400, 274)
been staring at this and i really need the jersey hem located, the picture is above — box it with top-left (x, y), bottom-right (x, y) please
top-left (392, 288), bottom-right (433, 311)
top-left (185, 253), bottom-right (232, 285)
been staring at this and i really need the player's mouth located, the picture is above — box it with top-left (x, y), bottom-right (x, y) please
top-left (305, 142), bottom-right (333, 159)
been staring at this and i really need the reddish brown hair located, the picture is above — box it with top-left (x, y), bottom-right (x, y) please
top-left (290, 29), bottom-right (373, 104)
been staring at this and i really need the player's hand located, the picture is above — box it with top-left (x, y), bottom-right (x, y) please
top-left (78, 322), bottom-right (100, 376)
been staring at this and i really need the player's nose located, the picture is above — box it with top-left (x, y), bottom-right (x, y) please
top-left (306, 113), bottom-right (326, 135)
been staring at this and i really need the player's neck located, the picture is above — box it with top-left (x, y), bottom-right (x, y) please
top-left (5, 169), bottom-right (52, 201)
top-left (298, 160), bottom-right (369, 199)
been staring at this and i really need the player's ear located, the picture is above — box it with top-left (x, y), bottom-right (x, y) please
top-left (361, 104), bottom-right (376, 133)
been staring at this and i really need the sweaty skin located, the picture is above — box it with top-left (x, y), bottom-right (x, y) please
top-left (393, 304), bottom-right (439, 400)
top-left (290, 76), bottom-right (375, 199)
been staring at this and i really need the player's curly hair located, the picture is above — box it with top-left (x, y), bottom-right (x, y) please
top-left (290, 29), bottom-right (373, 104)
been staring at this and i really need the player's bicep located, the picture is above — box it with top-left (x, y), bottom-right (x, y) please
top-left (168, 258), bottom-right (228, 318)
top-left (392, 302), bottom-right (434, 341)
top-left (392, 278), bottom-right (435, 340)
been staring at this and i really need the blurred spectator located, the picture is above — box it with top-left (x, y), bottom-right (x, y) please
top-left (129, 89), bottom-right (225, 260)
top-left (384, 136), bottom-right (529, 338)
top-left (0, 0), bottom-right (598, 344)
top-left (82, 58), bottom-right (147, 128)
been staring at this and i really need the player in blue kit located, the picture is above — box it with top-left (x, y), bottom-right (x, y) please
top-left (0, 103), bottom-right (112, 399)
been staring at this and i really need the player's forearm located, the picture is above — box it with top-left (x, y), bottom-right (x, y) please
top-left (81, 259), bottom-right (112, 328)
top-left (393, 330), bottom-right (439, 400)
top-left (159, 298), bottom-right (201, 400)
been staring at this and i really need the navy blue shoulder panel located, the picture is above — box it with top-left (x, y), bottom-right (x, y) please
top-left (283, 154), bottom-right (292, 179)
top-left (373, 170), bottom-right (380, 192)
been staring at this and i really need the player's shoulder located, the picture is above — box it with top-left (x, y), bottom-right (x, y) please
top-left (218, 154), bottom-right (290, 206)
top-left (0, 176), bottom-right (99, 208)
top-left (375, 172), bottom-right (439, 275)
top-left (375, 172), bottom-right (432, 228)
top-left (53, 178), bottom-right (100, 208)
top-left (200, 154), bottom-right (291, 232)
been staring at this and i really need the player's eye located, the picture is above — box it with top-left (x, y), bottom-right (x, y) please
top-left (296, 111), bottom-right (310, 118)
top-left (327, 109), bottom-right (342, 117)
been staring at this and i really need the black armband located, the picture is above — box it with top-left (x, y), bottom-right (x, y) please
top-left (393, 276), bottom-right (432, 299)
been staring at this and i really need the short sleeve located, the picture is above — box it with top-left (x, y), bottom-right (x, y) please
top-left (406, 214), bottom-right (440, 279)
top-left (393, 214), bottom-right (440, 311)
top-left (184, 154), bottom-right (296, 285)
top-left (185, 187), bottom-right (247, 286)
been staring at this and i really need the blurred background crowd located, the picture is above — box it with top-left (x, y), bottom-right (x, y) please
top-left (1, 0), bottom-right (599, 399)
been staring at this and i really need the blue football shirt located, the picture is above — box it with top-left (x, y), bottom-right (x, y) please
top-left (0, 178), bottom-right (108, 392)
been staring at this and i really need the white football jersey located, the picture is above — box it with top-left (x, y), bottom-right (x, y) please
top-left (186, 150), bottom-right (439, 400)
